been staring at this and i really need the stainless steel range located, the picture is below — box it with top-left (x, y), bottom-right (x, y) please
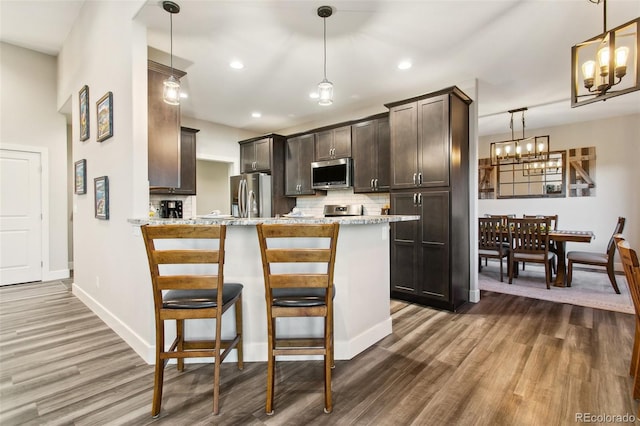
top-left (323, 204), bottom-right (363, 217)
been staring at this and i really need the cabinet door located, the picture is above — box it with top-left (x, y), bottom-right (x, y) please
top-left (285, 134), bottom-right (315, 196)
top-left (375, 118), bottom-right (391, 191)
top-left (297, 134), bottom-right (315, 194)
top-left (240, 143), bottom-right (254, 173)
top-left (352, 120), bottom-right (377, 193)
top-left (418, 190), bottom-right (450, 301)
top-left (148, 67), bottom-right (180, 188)
top-left (390, 102), bottom-right (418, 189)
top-left (418, 95), bottom-right (449, 187)
top-left (285, 137), bottom-right (300, 195)
top-left (332, 125), bottom-right (352, 159)
top-left (172, 128), bottom-right (197, 195)
top-left (390, 191), bottom-right (419, 294)
top-left (254, 138), bottom-right (272, 172)
top-left (315, 129), bottom-right (334, 161)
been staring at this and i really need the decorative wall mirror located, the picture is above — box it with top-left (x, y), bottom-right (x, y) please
top-left (497, 150), bottom-right (566, 198)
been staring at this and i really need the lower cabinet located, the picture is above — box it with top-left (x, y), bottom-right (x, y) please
top-left (390, 189), bottom-right (468, 311)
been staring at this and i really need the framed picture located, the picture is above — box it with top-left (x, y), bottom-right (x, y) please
top-left (94, 176), bottom-right (109, 220)
top-left (74, 159), bottom-right (87, 194)
top-left (96, 91), bottom-right (113, 142)
top-left (79, 85), bottom-right (89, 141)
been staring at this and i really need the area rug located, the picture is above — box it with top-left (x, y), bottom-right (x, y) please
top-left (478, 261), bottom-right (634, 314)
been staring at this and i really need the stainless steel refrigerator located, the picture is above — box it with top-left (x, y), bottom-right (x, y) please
top-left (230, 173), bottom-right (272, 218)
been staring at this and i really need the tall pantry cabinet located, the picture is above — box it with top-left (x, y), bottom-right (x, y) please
top-left (385, 87), bottom-right (471, 311)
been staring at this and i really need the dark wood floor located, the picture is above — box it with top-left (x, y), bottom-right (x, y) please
top-left (1, 280), bottom-right (638, 425)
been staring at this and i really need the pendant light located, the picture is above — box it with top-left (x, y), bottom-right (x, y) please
top-left (162, 1), bottom-right (181, 106)
top-left (571, 0), bottom-right (639, 107)
top-left (317, 6), bottom-right (334, 106)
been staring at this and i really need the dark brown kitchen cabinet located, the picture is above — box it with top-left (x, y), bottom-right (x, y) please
top-left (390, 190), bottom-right (451, 302)
top-left (148, 60), bottom-right (186, 190)
top-left (240, 137), bottom-right (271, 173)
top-left (389, 94), bottom-right (449, 189)
top-left (285, 133), bottom-right (316, 196)
top-left (150, 127), bottom-right (199, 195)
top-left (387, 86), bottom-right (471, 311)
top-left (237, 134), bottom-right (295, 216)
top-left (314, 125), bottom-right (351, 161)
top-left (352, 115), bottom-right (390, 193)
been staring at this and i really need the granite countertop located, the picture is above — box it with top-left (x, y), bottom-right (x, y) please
top-left (128, 215), bottom-right (419, 226)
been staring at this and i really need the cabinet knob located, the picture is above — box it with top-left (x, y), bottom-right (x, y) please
top-left (418, 172), bottom-right (423, 185)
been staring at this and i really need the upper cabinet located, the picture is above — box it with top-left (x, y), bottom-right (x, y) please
top-left (285, 133), bottom-right (316, 196)
top-left (352, 115), bottom-right (390, 193)
top-left (238, 134), bottom-right (295, 215)
top-left (314, 125), bottom-right (351, 161)
top-left (150, 127), bottom-right (199, 196)
top-left (388, 95), bottom-right (449, 189)
top-left (148, 60), bottom-right (186, 190)
top-left (240, 137), bottom-right (271, 173)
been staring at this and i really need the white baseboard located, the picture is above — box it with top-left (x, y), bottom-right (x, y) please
top-left (72, 283), bottom-right (154, 364)
top-left (469, 288), bottom-right (481, 303)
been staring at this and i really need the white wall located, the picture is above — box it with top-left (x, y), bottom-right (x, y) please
top-left (0, 42), bottom-right (69, 280)
top-left (57, 0), bottom-right (155, 360)
top-left (478, 113), bottom-right (640, 254)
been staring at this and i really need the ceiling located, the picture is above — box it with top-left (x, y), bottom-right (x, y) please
top-left (1, 0), bottom-right (639, 136)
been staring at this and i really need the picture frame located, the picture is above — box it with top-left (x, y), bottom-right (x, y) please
top-left (94, 176), bottom-right (109, 220)
top-left (96, 91), bottom-right (113, 142)
top-left (79, 85), bottom-right (89, 141)
top-left (74, 159), bottom-right (87, 195)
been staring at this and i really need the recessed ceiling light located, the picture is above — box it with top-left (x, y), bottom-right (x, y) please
top-left (398, 60), bottom-right (412, 70)
top-left (251, 112), bottom-right (262, 118)
top-left (230, 60), bottom-right (244, 70)
top-left (309, 92), bottom-right (319, 99)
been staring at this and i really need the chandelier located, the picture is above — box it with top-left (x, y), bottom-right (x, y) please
top-left (490, 108), bottom-right (550, 167)
top-left (571, 0), bottom-right (639, 107)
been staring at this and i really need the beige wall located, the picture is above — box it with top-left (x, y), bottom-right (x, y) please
top-left (196, 160), bottom-right (232, 215)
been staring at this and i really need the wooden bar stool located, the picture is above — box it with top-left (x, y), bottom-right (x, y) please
top-left (141, 224), bottom-right (244, 417)
top-left (256, 222), bottom-right (340, 415)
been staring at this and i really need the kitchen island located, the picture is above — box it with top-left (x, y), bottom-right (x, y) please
top-left (129, 215), bottom-right (418, 362)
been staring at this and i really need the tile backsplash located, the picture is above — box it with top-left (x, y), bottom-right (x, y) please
top-left (149, 194), bottom-right (194, 218)
top-left (294, 189), bottom-right (389, 217)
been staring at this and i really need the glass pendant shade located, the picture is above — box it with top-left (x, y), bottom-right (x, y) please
top-left (163, 75), bottom-right (181, 105)
top-left (318, 78), bottom-right (333, 106)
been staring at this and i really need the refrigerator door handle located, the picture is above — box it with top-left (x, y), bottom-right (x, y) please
top-left (238, 179), bottom-right (246, 217)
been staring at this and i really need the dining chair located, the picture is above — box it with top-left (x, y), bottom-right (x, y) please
top-left (522, 215), bottom-right (558, 273)
top-left (615, 236), bottom-right (640, 406)
top-left (567, 216), bottom-right (626, 294)
top-left (478, 217), bottom-right (509, 282)
top-left (507, 217), bottom-right (556, 289)
top-left (141, 224), bottom-right (244, 417)
top-left (256, 222), bottom-right (340, 415)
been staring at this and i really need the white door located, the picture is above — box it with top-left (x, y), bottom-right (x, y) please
top-left (0, 149), bottom-right (42, 285)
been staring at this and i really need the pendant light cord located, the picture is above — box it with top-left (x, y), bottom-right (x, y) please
top-left (323, 17), bottom-right (327, 80)
top-left (170, 12), bottom-right (174, 74)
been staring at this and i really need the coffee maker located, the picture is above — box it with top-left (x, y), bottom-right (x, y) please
top-left (159, 200), bottom-right (183, 218)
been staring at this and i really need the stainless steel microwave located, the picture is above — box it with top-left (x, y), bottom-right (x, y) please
top-left (311, 158), bottom-right (352, 190)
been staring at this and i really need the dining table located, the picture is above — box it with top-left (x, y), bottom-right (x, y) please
top-left (549, 229), bottom-right (595, 287)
